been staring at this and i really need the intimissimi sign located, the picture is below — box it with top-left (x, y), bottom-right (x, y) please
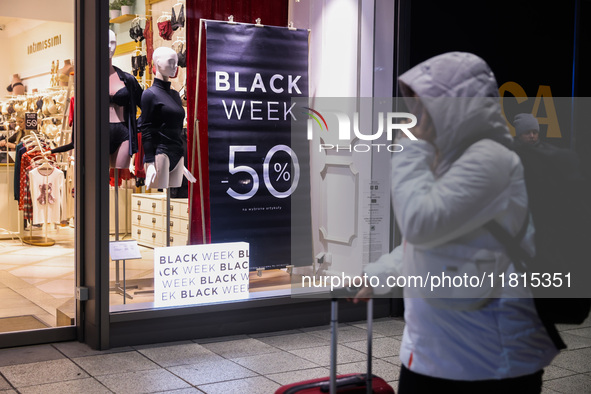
top-left (27, 35), bottom-right (62, 55)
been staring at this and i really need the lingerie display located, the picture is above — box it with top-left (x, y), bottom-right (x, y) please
top-left (139, 78), bottom-right (185, 172)
top-left (110, 85), bottom-right (130, 107)
top-left (6, 82), bottom-right (23, 93)
top-left (176, 43), bottom-right (187, 68)
top-left (158, 19), bottom-right (173, 40)
top-left (110, 66), bottom-right (143, 156)
top-left (144, 17), bottom-right (154, 66)
top-left (132, 55), bottom-right (148, 77)
top-left (129, 20), bottom-right (145, 43)
top-left (171, 4), bottom-right (185, 31)
top-left (109, 122), bottom-right (130, 154)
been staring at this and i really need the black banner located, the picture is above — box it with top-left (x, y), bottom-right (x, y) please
top-left (206, 20), bottom-right (311, 270)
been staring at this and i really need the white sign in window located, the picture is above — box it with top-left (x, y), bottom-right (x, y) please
top-left (154, 242), bottom-right (250, 307)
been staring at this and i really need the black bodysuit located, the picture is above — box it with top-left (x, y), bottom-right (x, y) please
top-left (110, 87), bottom-right (131, 154)
top-left (139, 78), bottom-right (185, 171)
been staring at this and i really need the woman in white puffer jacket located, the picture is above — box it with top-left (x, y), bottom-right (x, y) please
top-left (359, 52), bottom-right (558, 393)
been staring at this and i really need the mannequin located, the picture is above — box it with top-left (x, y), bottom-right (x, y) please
top-left (7, 74), bottom-right (25, 96)
top-left (109, 30), bottom-right (143, 168)
top-left (58, 59), bottom-right (74, 87)
top-left (140, 46), bottom-right (195, 189)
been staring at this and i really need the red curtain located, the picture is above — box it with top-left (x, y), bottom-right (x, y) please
top-left (186, 0), bottom-right (289, 244)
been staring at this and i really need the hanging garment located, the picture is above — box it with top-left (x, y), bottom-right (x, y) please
top-left (176, 43), bottom-right (187, 68)
top-left (158, 20), bottom-right (173, 40)
top-left (144, 17), bottom-right (154, 67)
top-left (129, 20), bottom-right (144, 42)
top-left (171, 4), bottom-right (185, 31)
top-left (29, 166), bottom-right (64, 225)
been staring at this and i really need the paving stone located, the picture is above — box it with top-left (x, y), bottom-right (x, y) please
top-left (17, 378), bottom-right (110, 394)
top-left (232, 351), bottom-right (318, 374)
top-left (52, 341), bottom-right (133, 358)
top-left (72, 351), bottom-right (159, 376)
top-left (137, 342), bottom-right (220, 367)
top-left (96, 369), bottom-right (191, 393)
top-left (0, 344), bottom-right (65, 367)
top-left (303, 324), bottom-right (385, 342)
top-left (543, 374), bottom-right (591, 393)
top-left (0, 359), bottom-right (87, 388)
top-left (255, 332), bottom-right (330, 351)
top-left (342, 336), bottom-right (401, 358)
top-left (201, 337), bottom-right (281, 359)
top-left (168, 359), bottom-right (257, 386)
top-left (551, 348), bottom-right (591, 373)
top-left (288, 344), bottom-right (366, 367)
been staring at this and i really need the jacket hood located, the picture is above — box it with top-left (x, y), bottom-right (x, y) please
top-left (398, 52), bottom-right (512, 174)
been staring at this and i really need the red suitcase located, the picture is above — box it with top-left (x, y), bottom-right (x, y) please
top-left (275, 298), bottom-right (395, 394)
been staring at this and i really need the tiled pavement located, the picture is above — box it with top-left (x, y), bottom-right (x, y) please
top-left (0, 316), bottom-right (590, 393)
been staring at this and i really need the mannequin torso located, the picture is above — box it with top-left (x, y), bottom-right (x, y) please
top-left (58, 60), bottom-right (74, 87)
top-left (109, 65), bottom-right (126, 123)
top-left (9, 74), bottom-right (25, 96)
top-left (108, 30), bottom-right (143, 168)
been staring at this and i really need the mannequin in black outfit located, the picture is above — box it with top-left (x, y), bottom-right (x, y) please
top-left (109, 30), bottom-right (143, 169)
top-left (140, 46), bottom-right (195, 189)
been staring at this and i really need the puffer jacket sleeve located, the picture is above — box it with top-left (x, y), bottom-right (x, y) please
top-left (392, 139), bottom-right (515, 248)
top-left (363, 246), bottom-right (403, 295)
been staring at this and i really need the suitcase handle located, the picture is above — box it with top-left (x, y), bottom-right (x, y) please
top-left (329, 297), bottom-right (374, 394)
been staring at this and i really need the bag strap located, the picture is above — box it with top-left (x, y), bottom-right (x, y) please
top-left (483, 214), bottom-right (530, 273)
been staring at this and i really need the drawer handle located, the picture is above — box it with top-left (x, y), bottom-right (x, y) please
top-left (170, 236), bottom-right (174, 243)
top-left (137, 229), bottom-right (141, 235)
top-left (152, 218), bottom-right (157, 224)
top-left (170, 221), bottom-right (174, 227)
top-left (137, 215), bottom-right (141, 221)
top-left (152, 202), bottom-right (157, 209)
top-left (170, 206), bottom-right (174, 212)
top-left (137, 200), bottom-right (141, 206)
top-left (152, 232), bottom-right (156, 239)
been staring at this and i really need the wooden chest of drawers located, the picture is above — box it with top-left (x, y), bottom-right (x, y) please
top-left (131, 193), bottom-right (189, 248)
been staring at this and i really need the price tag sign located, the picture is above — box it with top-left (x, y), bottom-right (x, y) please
top-left (25, 113), bottom-right (38, 130)
top-left (109, 240), bottom-right (142, 261)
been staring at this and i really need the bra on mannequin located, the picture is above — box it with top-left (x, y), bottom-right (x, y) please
top-left (6, 82), bottom-right (24, 92)
top-left (110, 87), bottom-right (130, 107)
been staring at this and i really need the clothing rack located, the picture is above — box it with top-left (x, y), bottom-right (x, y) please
top-left (21, 132), bottom-right (56, 247)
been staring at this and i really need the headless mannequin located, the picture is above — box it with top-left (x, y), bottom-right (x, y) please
top-left (58, 60), bottom-right (74, 87)
top-left (109, 30), bottom-right (131, 169)
top-left (9, 74), bottom-right (25, 95)
top-left (141, 47), bottom-right (195, 189)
